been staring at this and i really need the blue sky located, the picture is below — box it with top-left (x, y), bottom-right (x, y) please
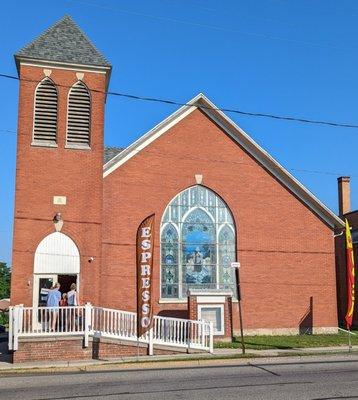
top-left (1, 0), bottom-right (358, 264)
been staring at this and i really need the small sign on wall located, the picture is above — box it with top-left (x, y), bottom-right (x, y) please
top-left (53, 196), bottom-right (67, 205)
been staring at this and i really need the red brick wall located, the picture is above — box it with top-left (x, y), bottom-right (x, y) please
top-left (13, 337), bottom-right (185, 363)
top-left (188, 296), bottom-right (197, 320)
top-left (102, 108), bottom-right (338, 332)
top-left (92, 338), bottom-right (147, 359)
top-left (11, 64), bottom-right (107, 306)
top-left (13, 337), bottom-right (93, 363)
top-left (225, 297), bottom-right (233, 338)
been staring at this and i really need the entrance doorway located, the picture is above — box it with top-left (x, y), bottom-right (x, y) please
top-left (33, 232), bottom-right (80, 308)
top-left (34, 274), bottom-right (78, 307)
top-left (58, 275), bottom-right (77, 295)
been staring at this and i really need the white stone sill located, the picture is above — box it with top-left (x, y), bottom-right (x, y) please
top-left (158, 299), bottom-right (239, 304)
top-left (31, 142), bottom-right (58, 148)
top-left (65, 144), bottom-right (91, 150)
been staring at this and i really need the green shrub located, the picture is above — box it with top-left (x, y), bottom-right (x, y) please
top-left (0, 311), bottom-right (9, 327)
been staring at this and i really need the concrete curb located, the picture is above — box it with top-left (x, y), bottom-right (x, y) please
top-left (0, 346), bottom-right (357, 375)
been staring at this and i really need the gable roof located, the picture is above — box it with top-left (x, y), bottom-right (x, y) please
top-left (104, 146), bottom-right (125, 164)
top-left (103, 93), bottom-right (344, 229)
top-left (15, 15), bottom-right (111, 69)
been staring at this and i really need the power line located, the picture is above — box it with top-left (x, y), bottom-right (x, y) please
top-left (1, 72), bottom-right (358, 129)
top-left (0, 74), bottom-right (356, 178)
top-left (0, 131), bottom-right (355, 177)
top-left (68, 0), bottom-right (341, 50)
top-left (113, 147), bottom-right (358, 178)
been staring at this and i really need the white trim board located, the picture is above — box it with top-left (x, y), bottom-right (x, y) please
top-left (103, 93), bottom-right (344, 229)
top-left (16, 59), bottom-right (110, 74)
top-left (197, 296), bottom-right (227, 304)
top-left (103, 104), bottom-right (197, 176)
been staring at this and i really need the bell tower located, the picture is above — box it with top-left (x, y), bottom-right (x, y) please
top-left (11, 16), bottom-right (111, 306)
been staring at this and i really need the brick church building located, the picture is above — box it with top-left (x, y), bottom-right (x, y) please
top-left (10, 16), bottom-right (345, 338)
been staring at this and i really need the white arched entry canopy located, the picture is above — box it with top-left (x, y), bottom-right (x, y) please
top-left (34, 232), bottom-right (80, 274)
top-left (33, 232), bottom-right (80, 308)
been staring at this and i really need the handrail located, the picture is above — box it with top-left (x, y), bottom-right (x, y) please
top-left (9, 304), bottom-right (214, 353)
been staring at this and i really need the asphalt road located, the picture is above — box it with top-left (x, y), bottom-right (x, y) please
top-left (0, 355), bottom-right (358, 400)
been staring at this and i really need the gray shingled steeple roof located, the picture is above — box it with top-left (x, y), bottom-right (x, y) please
top-left (15, 15), bottom-right (111, 68)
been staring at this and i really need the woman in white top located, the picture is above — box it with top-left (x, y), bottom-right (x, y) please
top-left (67, 283), bottom-right (79, 306)
top-left (67, 283), bottom-right (80, 330)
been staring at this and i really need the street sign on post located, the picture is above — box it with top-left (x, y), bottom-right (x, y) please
top-left (231, 261), bottom-right (245, 355)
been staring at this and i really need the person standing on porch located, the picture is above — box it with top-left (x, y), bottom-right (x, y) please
top-left (46, 282), bottom-right (61, 331)
top-left (59, 293), bottom-right (68, 307)
top-left (67, 283), bottom-right (79, 306)
top-left (67, 283), bottom-right (80, 331)
top-left (59, 293), bottom-right (68, 332)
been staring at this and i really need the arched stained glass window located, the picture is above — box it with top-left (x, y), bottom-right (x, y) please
top-left (160, 185), bottom-right (237, 299)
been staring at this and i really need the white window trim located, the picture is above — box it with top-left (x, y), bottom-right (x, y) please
top-left (198, 304), bottom-right (225, 335)
top-left (158, 299), bottom-right (187, 304)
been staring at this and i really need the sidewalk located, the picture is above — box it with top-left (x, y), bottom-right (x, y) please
top-left (0, 340), bottom-right (357, 374)
top-left (214, 345), bottom-right (358, 357)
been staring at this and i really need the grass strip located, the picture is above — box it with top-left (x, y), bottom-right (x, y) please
top-left (215, 330), bottom-right (358, 350)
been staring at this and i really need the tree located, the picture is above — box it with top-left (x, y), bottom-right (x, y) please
top-left (0, 262), bottom-right (10, 299)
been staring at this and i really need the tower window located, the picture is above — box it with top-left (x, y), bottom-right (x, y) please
top-left (33, 78), bottom-right (58, 146)
top-left (66, 81), bottom-right (91, 147)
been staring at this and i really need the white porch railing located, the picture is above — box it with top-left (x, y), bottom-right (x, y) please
top-left (8, 304), bottom-right (214, 355)
top-left (153, 315), bottom-right (212, 351)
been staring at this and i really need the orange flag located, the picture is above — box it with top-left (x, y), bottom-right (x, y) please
top-left (345, 219), bottom-right (355, 329)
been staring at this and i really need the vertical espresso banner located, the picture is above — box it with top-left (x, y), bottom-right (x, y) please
top-left (136, 214), bottom-right (155, 338)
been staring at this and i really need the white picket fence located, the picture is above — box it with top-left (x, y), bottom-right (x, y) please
top-left (8, 304), bottom-right (214, 355)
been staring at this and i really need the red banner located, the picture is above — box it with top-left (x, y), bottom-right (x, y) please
top-left (136, 214), bottom-right (155, 338)
top-left (345, 219), bottom-right (356, 329)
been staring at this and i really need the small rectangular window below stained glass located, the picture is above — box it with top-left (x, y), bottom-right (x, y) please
top-left (199, 305), bottom-right (224, 335)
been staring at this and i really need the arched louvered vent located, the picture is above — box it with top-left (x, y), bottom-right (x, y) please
top-left (67, 81), bottom-right (91, 147)
top-left (33, 78), bottom-right (58, 145)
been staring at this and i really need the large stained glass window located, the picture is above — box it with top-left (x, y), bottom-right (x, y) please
top-left (161, 185), bottom-right (236, 299)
